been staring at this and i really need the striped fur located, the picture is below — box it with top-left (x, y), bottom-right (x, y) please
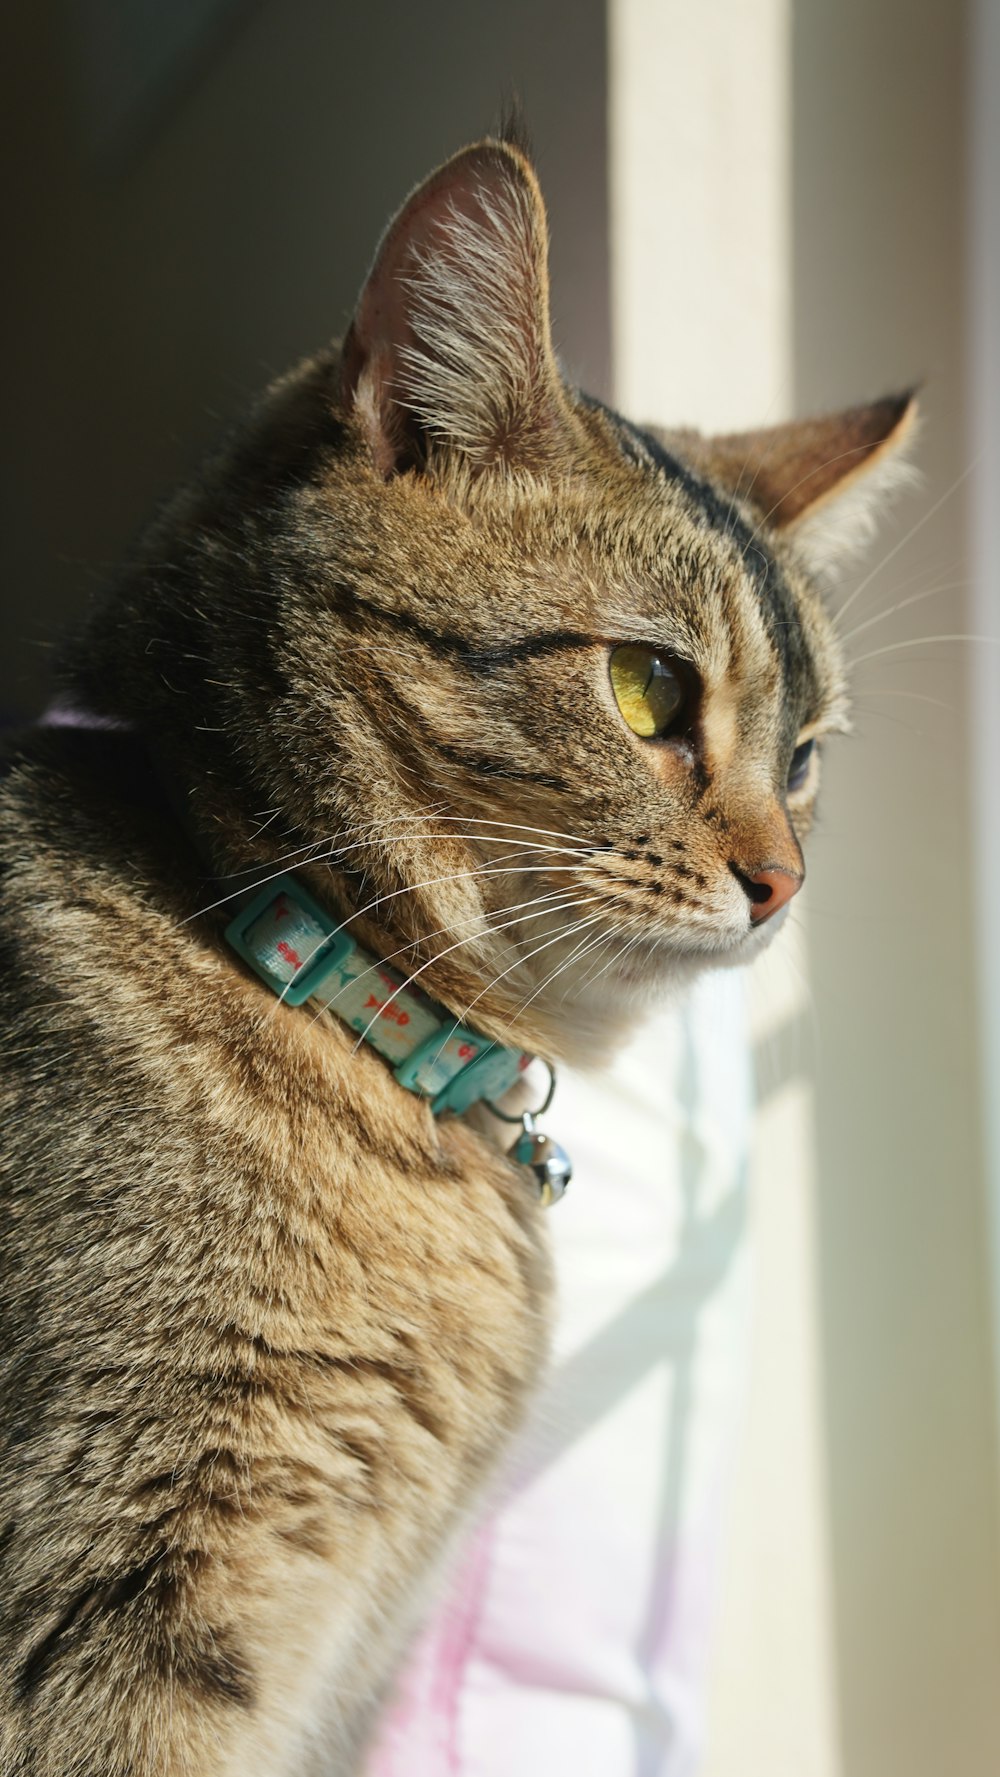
top-left (0, 139), bottom-right (915, 1774)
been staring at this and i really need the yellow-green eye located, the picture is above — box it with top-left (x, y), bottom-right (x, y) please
top-left (609, 644), bottom-right (685, 739)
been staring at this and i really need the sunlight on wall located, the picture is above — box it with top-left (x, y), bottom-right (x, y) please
top-left (711, 922), bottom-right (840, 1777)
top-left (971, 0), bottom-right (1000, 1489)
top-left (609, 5), bottom-right (841, 1772)
top-left (609, 0), bottom-right (791, 433)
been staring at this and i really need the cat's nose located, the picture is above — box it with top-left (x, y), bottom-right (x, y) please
top-left (731, 863), bottom-right (803, 924)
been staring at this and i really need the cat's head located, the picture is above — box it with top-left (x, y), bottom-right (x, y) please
top-left (97, 138), bottom-right (916, 1064)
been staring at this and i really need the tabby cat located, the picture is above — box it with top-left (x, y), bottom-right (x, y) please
top-left (0, 136), bottom-right (914, 1775)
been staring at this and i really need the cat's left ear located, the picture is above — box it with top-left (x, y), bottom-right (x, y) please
top-left (341, 140), bottom-right (569, 475)
top-left (703, 392), bottom-right (920, 574)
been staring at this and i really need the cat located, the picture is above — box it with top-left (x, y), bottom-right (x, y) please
top-left (0, 133), bottom-right (915, 1776)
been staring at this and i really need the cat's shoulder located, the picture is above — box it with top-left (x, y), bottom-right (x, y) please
top-left (0, 726), bottom-right (210, 1026)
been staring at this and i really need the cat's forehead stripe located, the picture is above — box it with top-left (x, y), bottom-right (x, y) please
top-left (354, 641), bottom-right (573, 791)
top-left (329, 579), bottom-right (594, 673)
top-left (582, 395), bottom-right (815, 707)
top-left (620, 417), bottom-right (802, 684)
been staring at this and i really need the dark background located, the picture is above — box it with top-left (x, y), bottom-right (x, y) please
top-left (1, 0), bottom-right (611, 721)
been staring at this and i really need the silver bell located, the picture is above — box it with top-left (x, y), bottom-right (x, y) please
top-left (513, 1122), bottom-right (573, 1207)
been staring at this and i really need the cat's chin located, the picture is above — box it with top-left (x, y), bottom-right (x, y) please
top-left (593, 909), bottom-right (787, 994)
top-left (523, 910), bottom-right (789, 1069)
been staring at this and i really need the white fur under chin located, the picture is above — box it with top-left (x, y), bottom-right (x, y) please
top-left (523, 908), bottom-right (786, 1070)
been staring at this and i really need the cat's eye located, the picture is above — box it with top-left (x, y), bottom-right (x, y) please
top-left (609, 644), bottom-right (685, 739)
top-left (787, 737), bottom-right (815, 792)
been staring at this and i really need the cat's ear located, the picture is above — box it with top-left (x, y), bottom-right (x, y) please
top-left (704, 393), bottom-right (920, 575)
top-left (341, 140), bottom-right (567, 475)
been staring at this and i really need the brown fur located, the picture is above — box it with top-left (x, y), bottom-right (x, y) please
top-left (0, 140), bottom-right (915, 1774)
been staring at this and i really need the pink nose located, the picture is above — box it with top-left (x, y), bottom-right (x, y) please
top-left (735, 865), bottom-right (803, 924)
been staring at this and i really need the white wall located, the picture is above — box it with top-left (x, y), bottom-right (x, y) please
top-left (613, 3), bottom-right (1000, 1774)
top-left (610, 7), bottom-right (841, 1774)
top-left (610, 0), bottom-right (792, 432)
top-left (0, 0), bottom-right (612, 718)
top-left (794, 4), bottom-right (1000, 1771)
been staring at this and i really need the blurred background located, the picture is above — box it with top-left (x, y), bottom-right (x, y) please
top-left (3, 2), bottom-right (1000, 1772)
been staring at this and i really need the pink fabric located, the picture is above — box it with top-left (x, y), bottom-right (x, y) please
top-left (365, 976), bottom-right (753, 1777)
top-left (369, 1525), bottom-right (497, 1776)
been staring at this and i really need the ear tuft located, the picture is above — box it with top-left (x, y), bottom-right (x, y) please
top-left (495, 95), bottom-right (535, 162)
top-left (704, 391), bottom-right (921, 576)
top-left (341, 140), bottom-right (565, 475)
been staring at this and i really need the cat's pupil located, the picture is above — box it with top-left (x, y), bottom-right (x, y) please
top-left (787, 738), bottom-right (815, 791)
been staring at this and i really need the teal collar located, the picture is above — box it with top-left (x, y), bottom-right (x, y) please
top-left (224, 873), bottom-right (533, 1117)
top-left (37, 709), bottom-right (569, 1192)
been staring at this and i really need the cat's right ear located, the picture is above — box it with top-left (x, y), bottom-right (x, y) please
top-left (341, 141), bottom-right (568, 476)
top-left (702, 394), bottom-right (921, 576)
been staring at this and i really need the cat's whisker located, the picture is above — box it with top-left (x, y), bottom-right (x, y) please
top-left (412, 813), bottom-right (599, 849)
top-left (246, 808), bottom-right (285, 841)
top-left (557, 924), bottom-right (628, 999)
top-left (572, 903), bottom-right (661, 989)
top-left (533, 920), bottom-right (619, 998)
top-left (452, 920), bottom-right (618, 1057)
top-left (571, 930), bottom-right (647, 1000)
top-left (210, 807), bottom-right (593, 888)
top-left (575, 916), bottom-right (646, 988)
top-left (834, 452), bottom-right (980, 627)
top-left (301, 886), bottom-right (591, 1032)
top-left (494, 913), bottom-right (640, 1034)
top-left (838, 581), bottom-right (966, 648)
top-left (356, 798), bottom-right (599, 853)
top-left (350, 908), bottom-right (607, 1057)
top-left (236, 774), bottom-right (600, 877)
top-left (189, 831), bottom-right (589, 923)
top-left (854, 686), bottom-right (955, 710)
top-left (737, 440), bottom-right (888, 565)
top-left (354, 830), bottom-right (587, 865)
top-left (850, 704), bottom-right (931, 735)
top-left (719, 380), bottom-right (795, 539)
top-left (255, 799), bottom-right (586, 880)
top-left (215, 807), bottom-right (450, 880)
top-left (837, 556), bottom-right (965, 602)
top-left (268, 861), bottom-right (595, 1013)
top-left (202, 804), bottom-right (475, 886)
top-left (850, 632), bottom-right (1000, 670)
top-left (414, 908), bottom-right (612, 1046)
top-left (185, 819), bottom-right (423, 902)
